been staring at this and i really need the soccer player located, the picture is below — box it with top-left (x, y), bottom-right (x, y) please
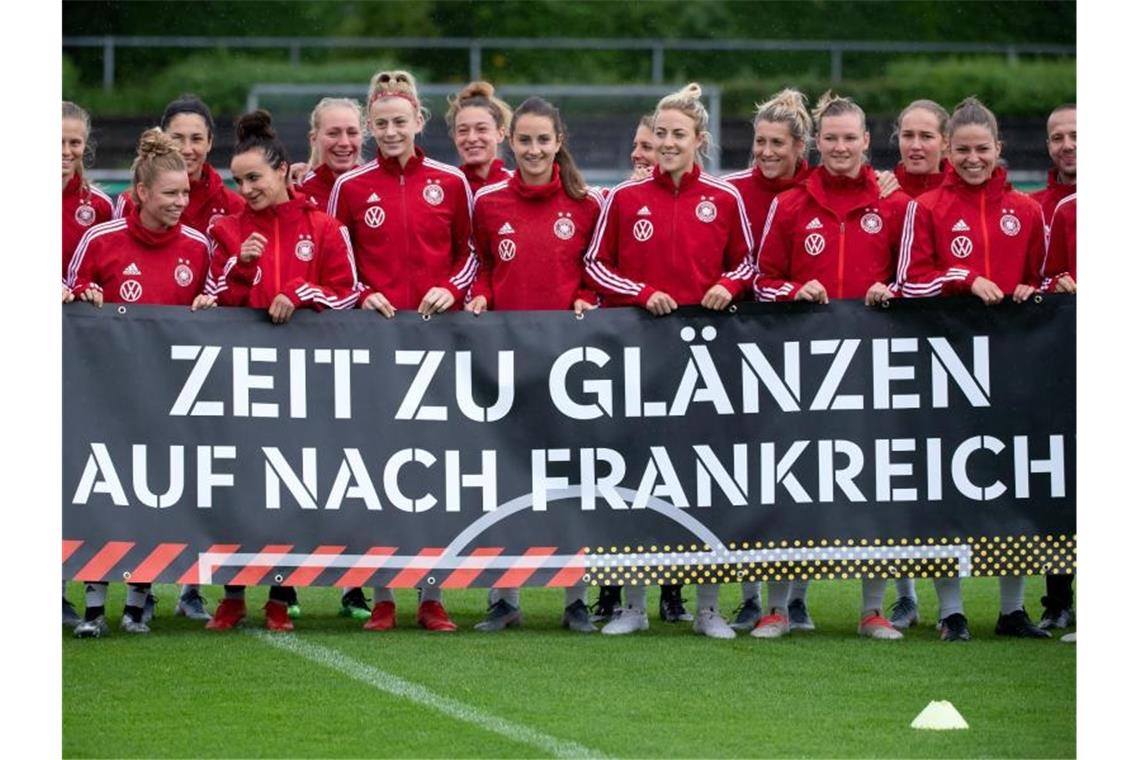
top-left (446, 81), bottom-right (514, 193)
top-left (66, 128), bottom-right (213, 637)
top-left (62, 101), bottom-right (113, 294)
top-left (328, 69), bottom-right (478, 632)
top-left (202, 110), bottom-right (360, 632)
top-left (902, 97), bottom-right (1051, 641)
top-left (464, 96), bottom-right (603, 632)
top-left (585, 82), bottom-right (755, 639)
top-left (1034, 104), bottom-right (1076, 632)
top-left (292, 97), bottom-right (366, 211)
top-left (754, 91), bottom-right (933, 640)
top-left (722, 88), bottom-right (814, 635)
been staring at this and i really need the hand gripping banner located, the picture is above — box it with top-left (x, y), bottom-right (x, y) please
top-left (62, 298), bottom-right (1076, 588)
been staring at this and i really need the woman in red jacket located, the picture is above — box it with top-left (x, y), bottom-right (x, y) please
top-left (721, 88), bottom-right (815, 637)
top-left (754, 91), bottom-right (932, 641)
top-left (904, 98), bottom-right (1050, 642)
top-left (62, 101), bottom-right (114, 295)
top-left (296, 97), bottom-right (366, 212)
top-left (115, 95), bottom-right (245, 236)
top-left (447, 81), bottom-right (513, 194)
top-left (586, 82), bottom-right (753, 639)
top-left (1041, 193), bottom-right (1076, 293)
top-left (462, 96), bottom-right (601, 633)
top-left (66, 128), bottom-right (212, 637)
top-left (329, 69), bottom-right (477, 325)
top-left (203, 110), bottom-right (359, 633)
top-left (328, 69), bottom-right (471, 632)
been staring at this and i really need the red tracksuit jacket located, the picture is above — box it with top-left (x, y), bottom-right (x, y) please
top-left (115, 163), bottom-right (245, 235)
top-left (754, 164), bottom-right (928, 301)
top-left (470, 164), bottom-right (601, 310)
top-left (66, 210), bottom-right (209, 305)
top-left (1030, 168), bottom-right (1076, 226)
top-left (206, 191), bottom-right (359, 310)
top-left (584, 164), bottom-right (755, 307)
top-left (723, 160), bottom-right (813, 247)
top-left (328, 147), bottom-right (477, 309)
top-left (298, 163), bottom-right (343, 212)
top-left (901, 167), bottom-right (1046, 297)
top-left (63, 175), bottom-right (114, 279)
top-left (461, 159), bottom-right (512, 195)
top-left (1040, 193), bottom-right (1076, 291)
top-left (893, 159), bottom-right (951, 199)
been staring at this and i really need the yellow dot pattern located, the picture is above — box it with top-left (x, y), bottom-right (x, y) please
top-left (582, 534), bottom-right (1076, 585)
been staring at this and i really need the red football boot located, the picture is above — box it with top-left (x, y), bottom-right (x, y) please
top-left (205, 598), bottom-right (246, 630)
top-left (417, 600), bottom-right (457, 632)
top-left (363, 600), bottom-right (396, 631)
top-left (264, 600), bottom-right (294, 632)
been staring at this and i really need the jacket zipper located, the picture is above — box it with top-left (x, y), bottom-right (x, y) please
top-left (836, 220), bottom-right (847, 300)
top-left (980, 191), bottom-right (991, 279)
top-left (273, 216), bottom-right (281, 297)
top-left (400, 172), bottom-right (411, 305)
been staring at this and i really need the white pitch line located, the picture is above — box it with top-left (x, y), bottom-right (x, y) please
top-left (251, 630), bottom-right (602, 759)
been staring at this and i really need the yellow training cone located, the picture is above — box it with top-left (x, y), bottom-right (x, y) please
top-left (910, 700), bottom-right (969, 730)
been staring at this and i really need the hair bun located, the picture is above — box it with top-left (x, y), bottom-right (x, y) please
top-left (236, 109), bottom-right (275, 142)
top-left (136, 127), bottom-right (177, 160)
top-left (460, 81), bottom-right (495, 100)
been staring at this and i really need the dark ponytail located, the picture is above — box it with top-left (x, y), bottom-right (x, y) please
top-left (233, 109), bottom-right (289, 169)
top-left (510, 96), bottom-right (587, 200)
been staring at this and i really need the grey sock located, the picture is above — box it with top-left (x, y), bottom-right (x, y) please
top-left (125, 585), bottom-right (148, 609)
top-left (563, 585), bottom-right (587, 606)
top-left (861, 578), bottom-right (887, 615)
top-left (181, 583), bottom-right (199, 597)
top-left (766, 580), bottom-right (791, 611)
top-left (85, 582), bottom-right (108, 609)
top-left (696, 584), bottom-right (719, 612)
top-left (372, 587), bottom-right (395, 604)
top-left (493, 588), bottom-right (521, 607)
top-left (933, 577), bottom-right (964, 619)
top-left (624, 585), bottom-right (648, 611)
top-left (419, 586), bottom-right (442, 603)
top-left (741, 581), bottom-right (760, 603)
top-left (790, 578), bottom-right (811, 602)
top-left (999, 576), bottom-right (1025, 615)
top-left (895, 577), bottom-right (916, 599)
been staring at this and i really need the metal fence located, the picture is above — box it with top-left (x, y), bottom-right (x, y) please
top-left (63, 35), bottom-right (1076, 93)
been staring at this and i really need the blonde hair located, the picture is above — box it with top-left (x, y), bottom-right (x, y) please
top-left (947, 96), bottom-right (1000, 142)
top-left (130, 127), bottom-right (186, 205)
top-left (812, 90), bottom-right (866, 132)
top-left (368, 69), bottom-right (430, 121)
top-left (445, 81), bottom-right (512, 134)
top-left (654, 82), bottom-right (712, 164)
top-left (753, 88), bottom-right (813, 156)
top-left (62, 100), bottom-right (93, 190)
top-left (307, 97), bottom-right (365, 166)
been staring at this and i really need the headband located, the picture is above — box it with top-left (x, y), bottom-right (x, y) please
top-left (369, 89), bottom-right (420, 111)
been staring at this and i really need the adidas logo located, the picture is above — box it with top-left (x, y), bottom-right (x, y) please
top-left (637, 206), bottom-right (652, 216)
top-left (122, 262), bottom-right (141, 275)
top-left (367, 192), bottom-right (381, 202)
top-left (806, 217), bottom-right (823, 230)
top-left (498, 222), bottom-right (515, 235)
top-left (952, 218), bottom-right (970, 232)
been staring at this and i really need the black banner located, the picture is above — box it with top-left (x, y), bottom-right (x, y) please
top-left (62, 298), bottom-right (1076, 588)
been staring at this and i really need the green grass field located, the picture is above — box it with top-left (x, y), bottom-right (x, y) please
top-left (62, 577), bottom-right (1074, 758)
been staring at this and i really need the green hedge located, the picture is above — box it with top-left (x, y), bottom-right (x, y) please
top-left (65, 52), bottom-right (1075, 119)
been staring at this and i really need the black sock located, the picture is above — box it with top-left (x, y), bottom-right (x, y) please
top-left (123, 605), bottom-right (143, 623)
top-left (84, 606), bottom-right (105, 622)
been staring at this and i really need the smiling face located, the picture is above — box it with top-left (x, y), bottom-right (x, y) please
top-left (1046, 108), bottom-right (1076, 182)
top-left (509, 113), bottom-right (561, 186)
top-left (311, 104), bottom-right (363, 174)
top-left (231, 149), bottom-right (289, 211)
top-left (654, 108), bottom-right (702, 180)
top-left (369, 96), bottom-right (423, 164)
top-left (898, 107), bottom-right (948, 176)
top-left (752, 119), bottom-right (803, 180)
top-left (629, 124), bottom-right (657, 172)
top-left (62, 117), bottom-right (86, 182)
top-left (817, 112), bottom-right (869, 178)
top-left (136, 169), bottom-right (190, 230)
top-left (454, 105), bottom-right (505, 170)
top-left (165, 113), bottom-right (213, 182)
top-left (949, 123), bottom-right (1001, 186)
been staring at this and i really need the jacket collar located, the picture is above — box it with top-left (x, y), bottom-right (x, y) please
top-left (653, 163), bottom-right (700, 192)
top-left (377, 145), bottom-right (425, 176)
top-left (804, 163), bottom-right (880, 215)
top-left (126, 207), bottom-right (182, 248)
top-left (750, 159), bottom-right (812, 195)
top-left (942, 165), bottom-right (1011, 201)
top-left (509, 161), bottom-right (562, 200)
